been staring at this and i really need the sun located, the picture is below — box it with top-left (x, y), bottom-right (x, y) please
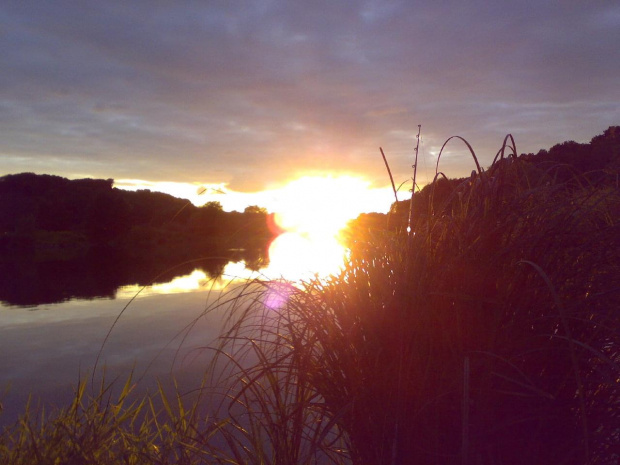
top-left (273, 175), bottom-right (379, 235)
top-left (261, 175), bottom-right (389, 280)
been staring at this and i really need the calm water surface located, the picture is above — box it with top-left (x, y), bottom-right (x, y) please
top-left (0, 263), bottom-right (256, 427)
top-left (0, 237), bottom-right (347, 427)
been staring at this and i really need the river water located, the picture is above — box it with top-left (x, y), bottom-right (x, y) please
top-left (0, 230), bottom-right (350, 427)
top-left (0, 262), bottom-right (270, 427)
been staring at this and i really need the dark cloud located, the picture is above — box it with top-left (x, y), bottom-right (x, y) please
top-left (1, 0), bottom-right (618, 191)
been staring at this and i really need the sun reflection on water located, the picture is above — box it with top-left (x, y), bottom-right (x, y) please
top-left (115, 269), bottom-right (211, 299)
top-left (263, 231), bottom-right (346, 280)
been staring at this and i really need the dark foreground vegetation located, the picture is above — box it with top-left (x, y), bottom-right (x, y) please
top-left (0, 175), bottom-right (274, 305)
top-left (1, 127), bottom-right (619, 464)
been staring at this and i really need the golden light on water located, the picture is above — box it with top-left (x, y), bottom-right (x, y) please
top-left (115, 269), bottom-right (210, 298)
top-left (149, 270), bottom-right (209, 293)
top-left (265, 232), bottom-right (346, 280)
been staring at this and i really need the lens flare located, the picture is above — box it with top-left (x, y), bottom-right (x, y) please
top-left (263, 281), bottom-right (296, 310)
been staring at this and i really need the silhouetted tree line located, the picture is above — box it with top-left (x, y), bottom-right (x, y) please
top-left (0, 173), bottom-right (275, 263)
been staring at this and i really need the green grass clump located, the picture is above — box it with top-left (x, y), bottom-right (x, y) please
top-left (0, 374), bottom-right (222, 464)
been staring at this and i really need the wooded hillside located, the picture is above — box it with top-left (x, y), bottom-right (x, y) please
top-left (0, 174), bottom-right (274, 263)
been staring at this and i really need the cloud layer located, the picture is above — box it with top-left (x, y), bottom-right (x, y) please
top-left (1, 1), bottom-right (619, 191)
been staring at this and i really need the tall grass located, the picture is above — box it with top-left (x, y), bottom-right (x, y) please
top-left (0, 372), bottom-right (225, 464)
top-left (206, 137), bottom-right (619, 464)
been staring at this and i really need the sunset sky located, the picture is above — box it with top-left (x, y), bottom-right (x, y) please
top-left (1, 1), bottom-right (619, 213)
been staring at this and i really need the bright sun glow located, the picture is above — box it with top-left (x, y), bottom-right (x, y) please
top-left (271, 176), bottom-right (371, 237)
top-left (115, 174), bottom-right (395, 282)
top-left (261, 175), bottom-right (381, 280)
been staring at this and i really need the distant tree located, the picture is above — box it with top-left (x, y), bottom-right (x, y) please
top-left (190, 201), bottom-right (225, 236)
top-left (202, 201), bottom-right (223, 212)
top-left (590, 125), bottom-right (620, 171)
top-left (85, 192), bottom-right (131, 244)
top-left (244, 205), bottom-right (267, 215)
